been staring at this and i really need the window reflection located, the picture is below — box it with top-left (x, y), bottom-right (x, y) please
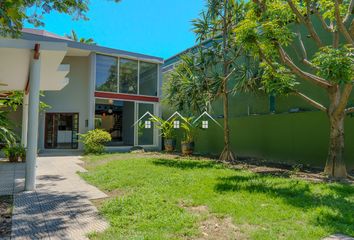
top-left (96, 55), bottom-right (118, 92)
top-left (119, 58), bottom-right (138, 94)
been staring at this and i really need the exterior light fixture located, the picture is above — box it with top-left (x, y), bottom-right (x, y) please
top-left (145, 121), bottom-right (151, 129)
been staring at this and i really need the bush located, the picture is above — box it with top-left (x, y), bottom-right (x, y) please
top-left (3, 144), bottom-right (26, 162)
top-left (79, 129), bottom-right (111, 154)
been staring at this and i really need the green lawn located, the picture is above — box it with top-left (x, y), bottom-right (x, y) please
top-left (80, 153), bottom-right (354, 240)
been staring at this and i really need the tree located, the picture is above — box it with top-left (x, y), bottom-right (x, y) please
top-left (65, 30), bottom-right (96, 45)
top-left (166, 0), bottom-right (259, 161)
top-left (0, 0), bottom-right (120, 37)
top-left (235, 0), bottom-right (354, 178)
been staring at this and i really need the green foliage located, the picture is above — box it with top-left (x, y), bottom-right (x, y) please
top-left (260, 63), bottom-right (298, 95)
top-left (79, 129), bottom-right (112, 154)
top-left (0, 110), bottom-right (16, 146)
top-left (65, 29), bottom-right (96, 45)
top-left (181, 117), bottom-right (198, 143)
top-left (81, 153), bottom-right (354, 239)
top-left (0, 0), bottom-right (121, 37)
top-left (2, 91), bottom-right (51, 112)
top-left (164, 54), bottom-right (214, 114)
top-left (313, 45), bottom-right (354, 84)
top-left (3, 144), bottom-right (26, 162)
top-left (150, 116), bottom-right (176, 139)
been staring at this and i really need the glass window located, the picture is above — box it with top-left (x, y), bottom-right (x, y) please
top-left (96, 55), bottom-right (118, 92)
top-left (119, 58), bottom-right (138, 94)
top-left (139, 62), bottom-right (158, 96)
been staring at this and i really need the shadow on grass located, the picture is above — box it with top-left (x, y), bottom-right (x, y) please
top-left (152, 158), bottom-right (222, 170)
top-left (215, 173), bottom-right (354, 235)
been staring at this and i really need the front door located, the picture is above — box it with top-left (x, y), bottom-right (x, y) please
top-left (45, 113), bottom-right (79, 149)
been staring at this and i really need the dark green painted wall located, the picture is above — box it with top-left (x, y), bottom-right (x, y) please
top-left (162, 16), bottom-right (354, 171)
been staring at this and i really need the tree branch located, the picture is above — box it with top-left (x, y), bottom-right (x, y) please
top-left (295, 25), bottom-right (319, 70)
top-left (350, 19), bottom-right (354, 38)
top-left (293, 91), bottom-right (327, 112)
top-left (343, 0), bottom-right (354, 24)
top-left (287, 0), bottom-right (323, 47)
top-left (335, 83), bottom-right (353, 116)
top-left (334, 0), bottom-right (354, 46)
top-left (277, 46), bottom-right (332, 89)
top-left (314, 7), bottom-right (332, 32)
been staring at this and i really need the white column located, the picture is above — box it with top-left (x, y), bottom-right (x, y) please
top-left (88, 52), bottom-right (96, 130)
top-left (25, 56), bottom-right (41, 191)
top-left (21, 93), bottom-right (29, 147)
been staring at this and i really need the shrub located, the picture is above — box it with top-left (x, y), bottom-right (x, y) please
top-left (79, 129), bottom-right (111, 154)
top-left (3, 144), bottom-right (25, 162)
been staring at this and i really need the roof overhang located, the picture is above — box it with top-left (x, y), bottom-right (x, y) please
top-left (0, 38), bottom-right (69, 92)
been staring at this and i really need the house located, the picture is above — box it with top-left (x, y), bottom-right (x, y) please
top-left (5, 29), bottom-right (163, 152)
top-left (0, 29), bottom-right (163, 189)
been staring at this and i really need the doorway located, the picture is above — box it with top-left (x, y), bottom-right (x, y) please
top-left (45, 113), bottom-right (79, 149)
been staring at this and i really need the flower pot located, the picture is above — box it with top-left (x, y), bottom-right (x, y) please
top-left (9, 154), bottom-right (19, 163)
top-left (164, 139), bottom-right (176, 152)
top-left (181, 141), bottom-right (195, 155)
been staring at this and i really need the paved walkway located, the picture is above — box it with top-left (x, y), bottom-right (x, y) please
top-left (0, 156), bottom-right (108, 240)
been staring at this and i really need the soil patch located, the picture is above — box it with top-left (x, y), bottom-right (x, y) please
top-left (0, 195), bottom-right (13, 238)
top-left (180, 201), bottom-right (249, 240)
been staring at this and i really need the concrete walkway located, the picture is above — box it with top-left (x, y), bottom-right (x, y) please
top-left (0, 156), bottom-right (108, 240)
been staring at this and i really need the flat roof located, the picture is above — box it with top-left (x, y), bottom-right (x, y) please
top-left (21, 28), bottom-right (164, 63)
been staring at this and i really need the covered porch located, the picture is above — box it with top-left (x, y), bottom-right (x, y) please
top-left (0, 37), bottom-right (69, 191)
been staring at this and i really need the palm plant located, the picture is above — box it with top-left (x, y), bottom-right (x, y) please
top-left (151, 116), bottom-right (176, 152)
top-left (165, 0), bottom-right (260, 161)
top-left (180, 117), bottom-right (198, 155)
top-left (0, 110), bottom-right (16, 146)
top-left (65, 30), bottom-right (96, 45)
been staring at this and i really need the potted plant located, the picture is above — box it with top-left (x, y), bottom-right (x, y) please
top-left (3, 145), bottom-right (25, 162)
top-left (152, 116), bottom-right (176, 152)
top-left (18, 146), bottom-right (26, 162)
top-left (180, 117), bottom-right (197, 155)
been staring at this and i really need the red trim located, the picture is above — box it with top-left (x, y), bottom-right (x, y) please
top-left (95, 92), bottom-right (159, 102)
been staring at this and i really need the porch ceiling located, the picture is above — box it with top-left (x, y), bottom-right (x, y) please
top-left (0, 38), bottom-right (70, 91)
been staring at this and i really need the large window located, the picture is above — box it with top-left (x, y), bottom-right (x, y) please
top-left (96, 55), bottom-right (118, 92)
top-left (139, 62), bottom-right (158, 96)
top-left (119, 58), bottom-right (138, 94)
top-left (96, 55), bottom-right (158, 96)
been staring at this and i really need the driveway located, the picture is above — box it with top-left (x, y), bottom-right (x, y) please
top-left (0, 156), bottom-right (108, 240)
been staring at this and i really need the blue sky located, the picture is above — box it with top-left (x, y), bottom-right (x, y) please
top-left (24, 0), bottom-right (205, 59)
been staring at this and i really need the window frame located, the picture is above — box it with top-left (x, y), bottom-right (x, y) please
top-left (95, 53), bottom-right (159, 97)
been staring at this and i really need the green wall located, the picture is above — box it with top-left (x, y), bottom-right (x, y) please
top-left (194, 111), bottom-right (354, 170)
top-left (162, 16), bottom-right (354, 170)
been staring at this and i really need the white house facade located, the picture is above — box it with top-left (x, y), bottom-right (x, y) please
top-left (6, 29), bottom-right (164, 153)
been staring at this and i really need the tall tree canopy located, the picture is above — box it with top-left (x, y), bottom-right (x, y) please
top-left (235, 0), bottom-right (354, 178)
top-left (0, 0), bottom-right (120, 37)
top-left (166, 0), bottom-right (260, 161)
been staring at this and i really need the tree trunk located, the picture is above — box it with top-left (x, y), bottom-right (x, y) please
top-left (219, 91), bottom-right (235, 161)
top-left (219, 0), bottom-right (235, 162)
top-left (324, 112), bottom-right (347, 178)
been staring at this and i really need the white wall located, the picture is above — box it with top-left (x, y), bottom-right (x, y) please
top-left (38, 56), bottom-right (90, 150)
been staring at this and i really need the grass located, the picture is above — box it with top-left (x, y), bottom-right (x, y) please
top-left (80, 153), bottom-right (354, 240)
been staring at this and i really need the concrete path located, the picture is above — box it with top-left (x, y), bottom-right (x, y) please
top-left (0, 156), bottom-right (108, 240)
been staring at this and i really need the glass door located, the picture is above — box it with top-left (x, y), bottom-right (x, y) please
top-left (45, 113), bottom-right (79, 149)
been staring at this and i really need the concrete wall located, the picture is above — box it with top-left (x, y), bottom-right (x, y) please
top-left (39, 56), bottom-right (90, 150)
